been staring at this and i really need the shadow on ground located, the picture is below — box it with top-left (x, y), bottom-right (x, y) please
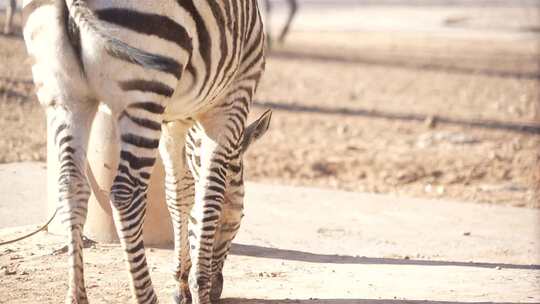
top-left (230, 243), bottom-right (540, 270)
top-left (0, 76), bottom-right (34, 102)
top-left (254, 101), bottom-right (540, 135)
top-left (268, 49), bottom-right (540, 80)
top-left (222, 298), bottom-right (529, 304)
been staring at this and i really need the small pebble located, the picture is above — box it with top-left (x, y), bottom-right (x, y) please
top-left (424, 115), bottom-right (437, 128)
top-left (10, 254), bottom-right (23, 260)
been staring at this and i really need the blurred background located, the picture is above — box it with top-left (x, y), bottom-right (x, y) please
top-left (1, 0), bottom-right (539, 208)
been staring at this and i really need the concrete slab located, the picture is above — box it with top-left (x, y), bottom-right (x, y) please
top-left (0, 162), bottom-right (539, 302)
top-left (0, 162), bottom-right (47, 229)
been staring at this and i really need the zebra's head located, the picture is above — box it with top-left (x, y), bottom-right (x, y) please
top-left (185, 109), bottom-right (271, 206)
top-left (240, 109), bottom-right (272, 154)
top-left (225, 109), bottom-right (272, 205)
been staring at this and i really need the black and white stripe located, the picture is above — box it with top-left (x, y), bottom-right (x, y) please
top-left (23, 0), bottom-right (269, 303)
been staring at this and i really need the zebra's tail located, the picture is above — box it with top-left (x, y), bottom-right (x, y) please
top-left (64, 0), bottom-right (172, 71)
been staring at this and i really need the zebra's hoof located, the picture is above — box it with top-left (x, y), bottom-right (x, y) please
top-left (173, 290), bottom-right (191, 304)
top-left (210, 272), bottom-right (224, 302)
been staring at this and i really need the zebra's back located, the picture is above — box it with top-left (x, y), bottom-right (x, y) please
top-left (24, 0), bottom-right (264, 118)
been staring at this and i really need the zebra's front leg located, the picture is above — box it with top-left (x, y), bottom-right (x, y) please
top-left (159, 121), bottom-right (195, 304)
top-left (278, 0), bottom-right (298, 43)
top-left (47, 103), bottom-right (98, 304)
top-left (264, 0), bottom-right (274, 49)
top-left (3, 0), bottom-right (15, 35)
top-left (188, 120), bottom-right (239, 304)
top-left (209, 211), bottom-right (243, 302)
top-left (109, 103), bottom-right (165, 304)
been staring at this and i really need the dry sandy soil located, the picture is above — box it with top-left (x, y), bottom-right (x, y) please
top-left (0, 2), bottom-right (539, 209)
top-left (1, 181), bottom-right (539, 303)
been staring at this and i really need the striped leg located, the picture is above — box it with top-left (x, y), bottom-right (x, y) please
top-left (278, 0), bottom-right (298, 43)
top-left (3, 0), bottom-right (15, 35)
top-left (264, 0), bottom-right (273, 48)
top-left (159, 120), bottom-right (195, 304)
top-left (48, 102), bottom-right (98, 304)
top-left (109, 102), bottom-right (165, 304)
top-left (208, 110), bottom-right (272, 302)
top-left (210, 200), bottom-right (243, 302)
top-left (187, 117), bottom-right (242, 304)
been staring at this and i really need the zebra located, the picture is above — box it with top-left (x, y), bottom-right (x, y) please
top-left (3, 0), bottom-right (16, 34)
top-left (22, 0), bottom-right (269, 303)
top-left (6, 0), bottom-right (299, 42)
top-left (164, 111), bottom-right (271, 303)
top-left (263, 0), bottom-right (297, 47)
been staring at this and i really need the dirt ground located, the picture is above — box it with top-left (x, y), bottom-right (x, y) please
top-left (1, 181), bottom-right (539, 303)
top-left (0, 3), bottom-right (539, 209)
top-left (2, 231), bottom-right (538, 304)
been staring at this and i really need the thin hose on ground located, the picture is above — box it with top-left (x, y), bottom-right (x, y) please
top-left (0, 208), bottom-right (58, 246)
top-left (0, 160), bottom-right (111, 246)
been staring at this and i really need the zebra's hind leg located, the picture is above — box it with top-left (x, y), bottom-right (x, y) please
top-left (47, 102), bottom-right (98, 304)
top-left (109, 102), bottom-right (166, 304)
top-left (159, 120), bottom-right (195, 304)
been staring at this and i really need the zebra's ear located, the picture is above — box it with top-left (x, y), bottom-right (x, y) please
top-left (241, 109), bottom-right (272, 152)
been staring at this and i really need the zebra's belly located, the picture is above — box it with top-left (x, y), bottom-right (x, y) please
top-left (163, 63), bottom-right (240, 121)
